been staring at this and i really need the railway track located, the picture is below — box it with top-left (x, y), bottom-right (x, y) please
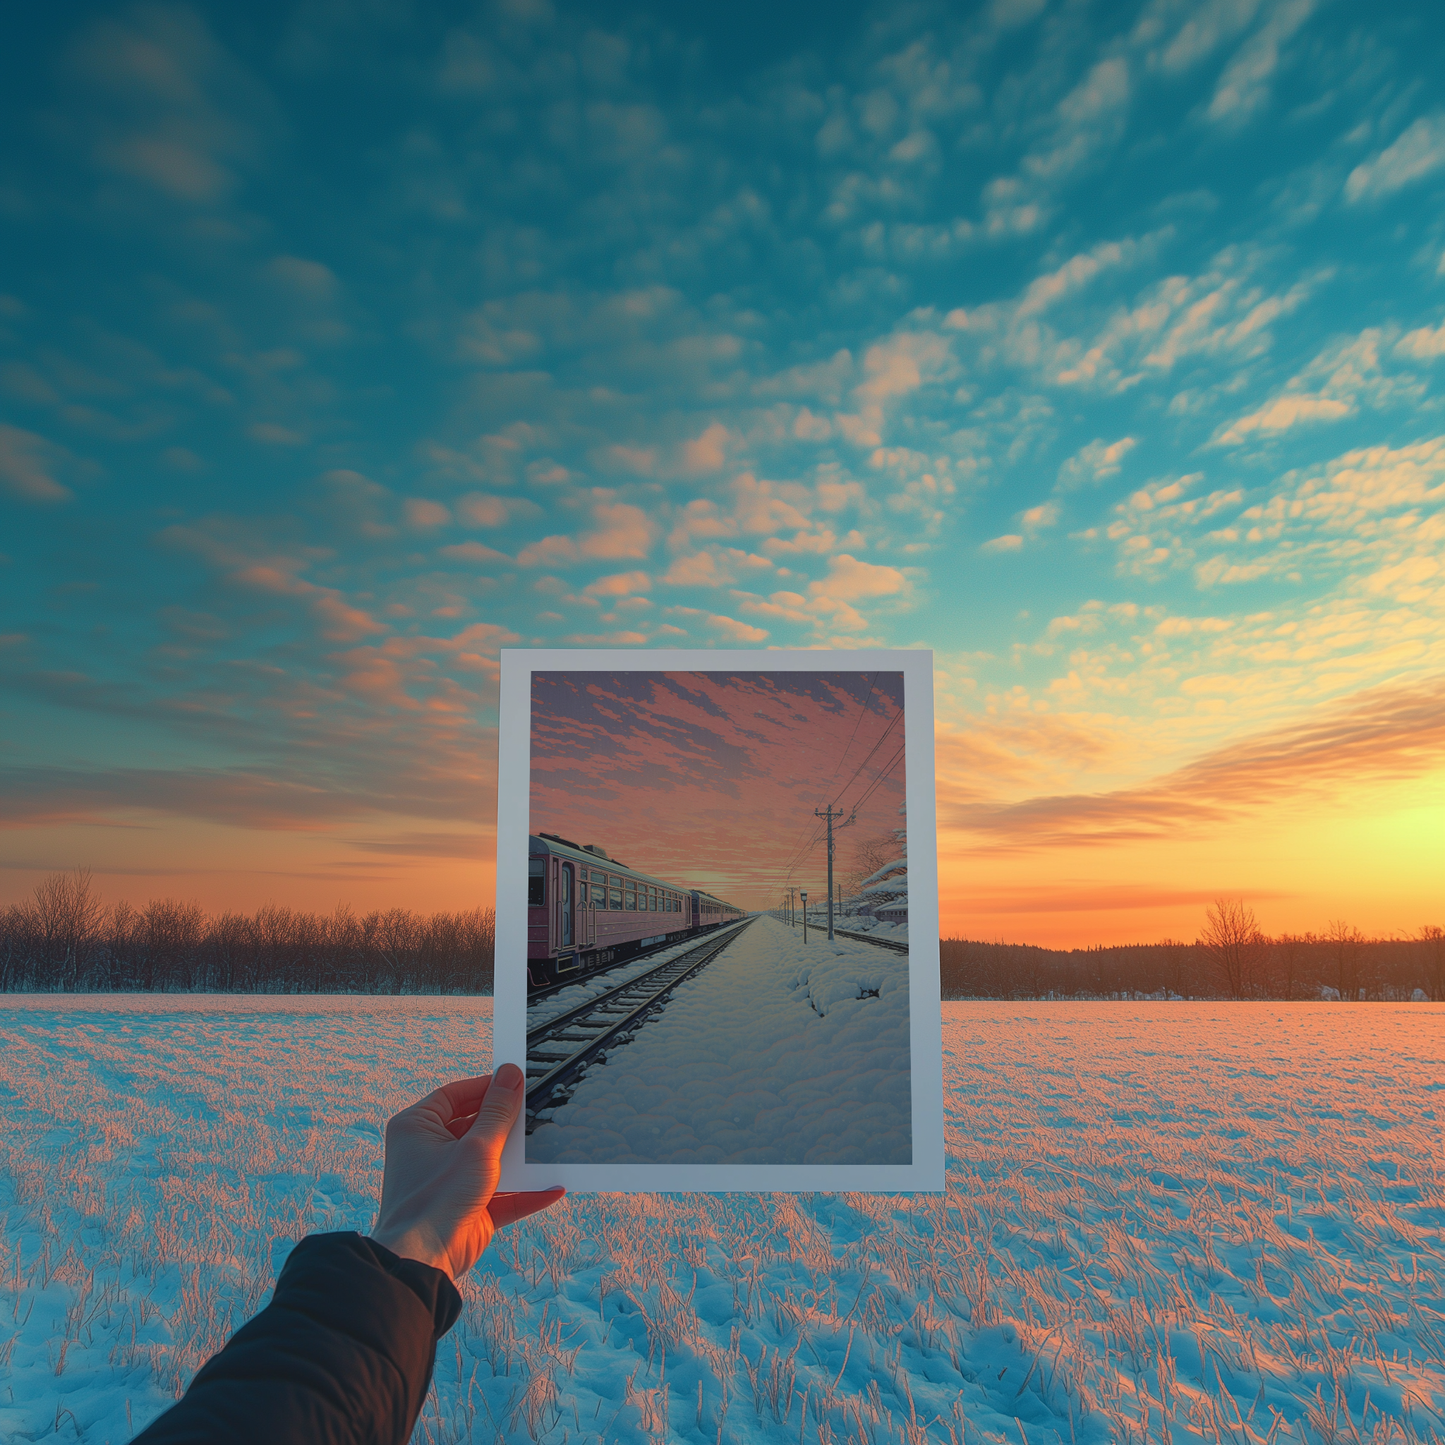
top-left (524, 917), bottom-right (755, 1128)
top-left (529, 925), bottom-right (717, 1006)
top-left (829, 925), bottom-right (909, 954)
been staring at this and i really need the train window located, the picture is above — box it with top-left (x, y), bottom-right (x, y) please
top-left (528, 858), bottom-right (544, 906)
top-left (625, 886), bottom-right (636, 909)
top-left (648, 887), bottom-right (656, 910)
top-left (609, 879), bottom-right (622, 908)
top-left (592, 881), bottom-right (605, 907)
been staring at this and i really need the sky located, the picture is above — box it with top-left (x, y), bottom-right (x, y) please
top-left (528, 671), bottom-right (905, 908)
top-left (1, 0), bottom-right (1442, 945)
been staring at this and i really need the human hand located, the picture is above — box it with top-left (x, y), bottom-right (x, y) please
top-left (369, 1064), bottom-right (564, 1280)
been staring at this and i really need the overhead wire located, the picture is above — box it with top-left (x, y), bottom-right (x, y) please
top-left (770, 674), bottom-right (879, 893)
top-left (843, 739), bottom-right (905, 818)
top-left (817, 673), bottom-right (878, 801)
top-left (771, 679), bottom-right (906, 902)
top-left (781, 730), bottom-right (906, 902)
top-left (768, 673), bottom-right (880, 899)
top-left (826, 705), bottom-right (901, 810)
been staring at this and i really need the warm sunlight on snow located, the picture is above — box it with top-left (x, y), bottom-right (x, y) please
top-left (2, 997), bottom-right (1440, 1443)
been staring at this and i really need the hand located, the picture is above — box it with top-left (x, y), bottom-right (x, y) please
top-left (370, 1064), bottom-right (565, 1280)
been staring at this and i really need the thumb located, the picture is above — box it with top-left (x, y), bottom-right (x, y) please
top-left (467, 1062), bottom-right (526, 1146)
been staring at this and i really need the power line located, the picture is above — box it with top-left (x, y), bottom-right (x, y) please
top-left (817, 673), bottom-right (878, 800)
top-left (770, 674), bottom-right (881, 894)
top-left (768, 679), bottom-right (905, 905)
top-left (773, 728), bottom-right (902, 897)
top-left (775, 731), bottom-right (907, 902)
top-left (828, 705), bottom-right (900, 808)
top-left (844, 739), bottom-right (905, 818)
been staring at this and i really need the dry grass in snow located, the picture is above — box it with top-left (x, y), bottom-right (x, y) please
top-left (0, 996), bottom-right (1441, 1443)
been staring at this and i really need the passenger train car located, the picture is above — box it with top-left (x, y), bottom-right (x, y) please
top-left (527, 832), bottom-right (746, 992)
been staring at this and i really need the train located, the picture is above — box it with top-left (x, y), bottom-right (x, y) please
top-left (527, 831), bottom-right (747, 992)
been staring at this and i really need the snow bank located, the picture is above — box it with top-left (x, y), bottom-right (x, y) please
top-left (783, 939), bottom-right (903, 1015)
top-left (528, 915), bottom-right (911, 1165)
top-left (835, 914), bottom-right (909, 943)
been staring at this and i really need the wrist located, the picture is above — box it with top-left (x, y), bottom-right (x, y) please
top-left (369, 1226), bottom-right (451, 1278)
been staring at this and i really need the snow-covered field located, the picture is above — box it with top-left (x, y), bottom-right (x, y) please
top-left (529, 915), bottom-right (911, 1164)
top-left (1, 997), bottom-right (1441, 1444)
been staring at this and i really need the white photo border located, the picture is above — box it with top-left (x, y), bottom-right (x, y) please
top-left (495, 648), bottom-right (943, 1194)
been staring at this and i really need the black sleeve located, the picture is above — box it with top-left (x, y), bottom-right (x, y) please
top-left (132, 1232), bottom-right (462, 1445)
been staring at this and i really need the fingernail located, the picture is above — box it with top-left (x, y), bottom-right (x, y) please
top-left (495, 1063), bottom-right (524, 1092)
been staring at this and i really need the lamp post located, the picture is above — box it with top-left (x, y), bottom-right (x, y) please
top-left (800, 891), bottom-right (808, 944)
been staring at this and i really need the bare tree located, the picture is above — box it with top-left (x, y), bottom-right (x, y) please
top-left (841, 832), bottom-right (900, 898)
top-left (211, 910), bottom-right (250, 991)
top-left (1272, 932), bottom-right (1309, 1000)
top-left (1199, 898), bottom-right (1268, 1000)
top-left (1323, 918), bottom-right (1365, 1000)
top-left (141, 898), bottom-right (205, 991)
top-left (1420, 924), bottom-right (1445, 1002)
top-left (29, 869), bottom-right (107, 990)
top-left (374, 908), bottom-right (422, 993)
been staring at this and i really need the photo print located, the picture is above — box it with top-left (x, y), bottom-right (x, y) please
top-left (494, 649), bottom-right (943, 1194)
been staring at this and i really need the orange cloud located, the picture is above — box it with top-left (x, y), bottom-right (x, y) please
top-left (517, 501), bottom-right (657, 566)
top-left (944, 672), bottom-right (1445, 847)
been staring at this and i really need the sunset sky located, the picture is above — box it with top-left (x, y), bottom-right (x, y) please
top-left (528, 671), bottom-right (906, 907)
top-left (2, 1), bottom-right (1442, 945)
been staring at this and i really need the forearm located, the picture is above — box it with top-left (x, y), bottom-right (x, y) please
top-left (132, 1233), bottom-right (461, 1445)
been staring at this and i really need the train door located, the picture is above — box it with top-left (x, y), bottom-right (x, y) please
top-left (559, 863), bottom-right (574, 949)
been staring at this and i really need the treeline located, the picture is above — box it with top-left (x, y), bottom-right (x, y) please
top-left (1, 872), bottom-right (494, 994)
top-left (5, 873), bottom-right (1442, 1000)
top-left (941, 928), bottom-right (1445, 1001)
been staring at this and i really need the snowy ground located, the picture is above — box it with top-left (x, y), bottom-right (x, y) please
top-left (1, 997), bottom-right (1442, 1444)
top-left (529, 915), bottom-right (911, 1166)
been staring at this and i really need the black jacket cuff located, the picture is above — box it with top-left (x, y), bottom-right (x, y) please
top-left (132, 1231), bottom-right (462, 1445)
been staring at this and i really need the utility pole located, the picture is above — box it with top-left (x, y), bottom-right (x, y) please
top-left (787, 886), bottom-right (796, 926)
top-left (814, 805), bottom-right (855, 942)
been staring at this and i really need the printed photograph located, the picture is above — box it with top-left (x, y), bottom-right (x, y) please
top-left (521, 669), bottom-right (910, 1166)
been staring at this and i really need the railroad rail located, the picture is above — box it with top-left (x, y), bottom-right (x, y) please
top-left (830, 925), bottom-right (909, 954)
top-left (524, 917), bottom-right (755, 1128)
